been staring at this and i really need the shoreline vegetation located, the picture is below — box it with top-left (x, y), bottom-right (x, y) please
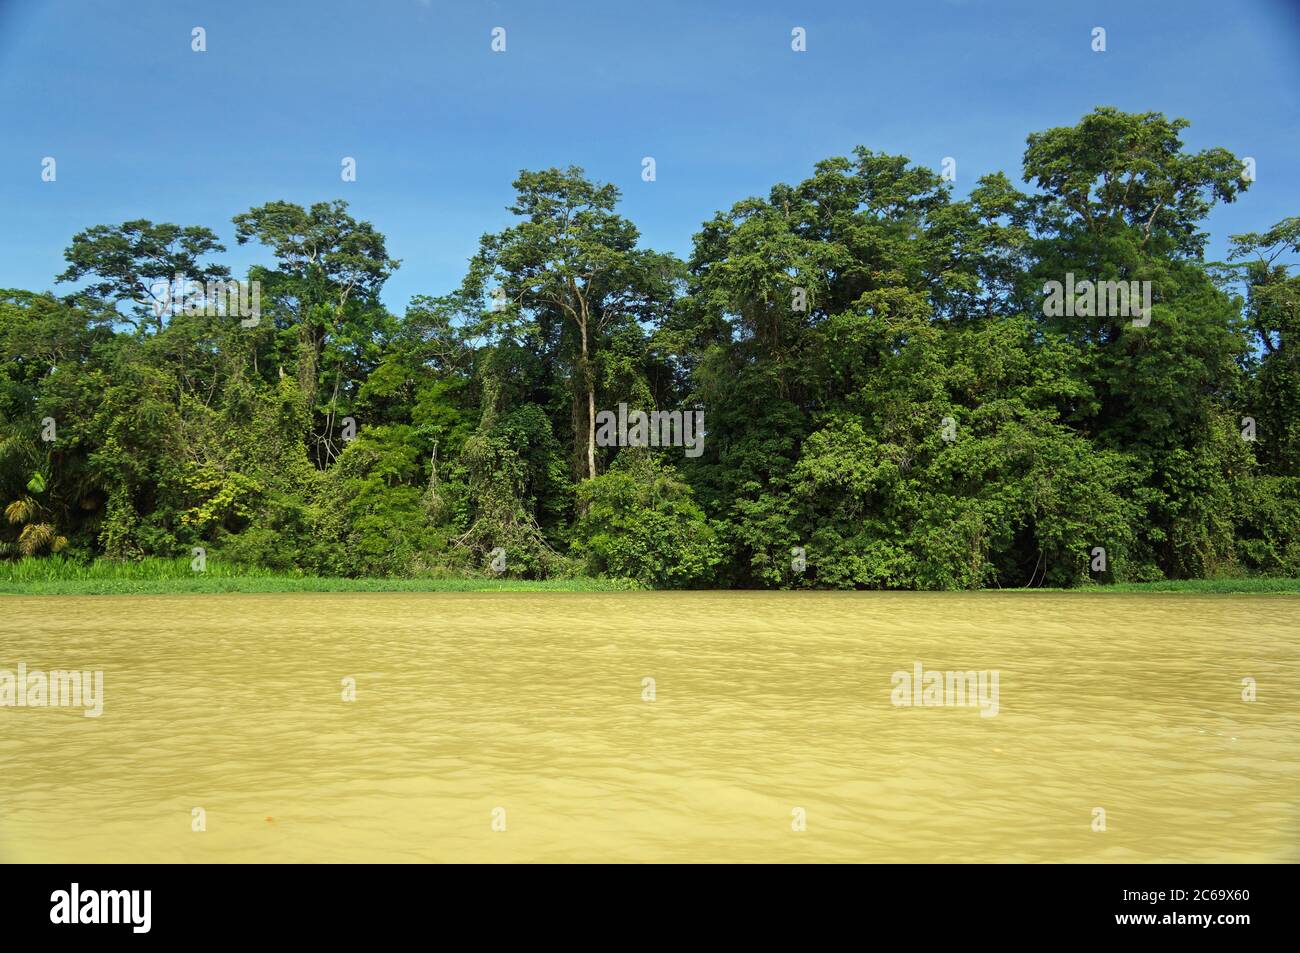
top-left (0, 557), bottom-right (1295, 596)
top-left (0, 556), bottom-right (633, 595)
top-left (2, 109), bottom-right (1297, 592)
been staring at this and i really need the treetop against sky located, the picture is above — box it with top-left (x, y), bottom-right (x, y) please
top-left (1, 0), bottom-right (1297, 308)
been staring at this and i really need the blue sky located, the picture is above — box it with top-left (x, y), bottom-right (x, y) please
top-left (1, 0), bottom-right (1297, 311)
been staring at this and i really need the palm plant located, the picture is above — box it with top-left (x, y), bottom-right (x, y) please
top-left (1, 471), bottom-right (68, 558)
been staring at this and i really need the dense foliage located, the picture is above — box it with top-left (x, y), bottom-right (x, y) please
top-left (2, 109), bottom-right (1296, 587)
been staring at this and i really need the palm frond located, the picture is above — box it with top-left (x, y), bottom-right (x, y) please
top-left (5, 497), bottom-right (35, 525)
top-left (18, 522), bottom-right (54, 556)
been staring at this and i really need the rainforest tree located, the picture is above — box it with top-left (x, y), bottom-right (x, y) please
top-left (0, 108), bottom-right (1294, 586)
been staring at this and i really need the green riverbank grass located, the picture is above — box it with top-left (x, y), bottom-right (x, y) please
top-left (0, 557), bottom-right (1295, 595)
top-left (1075, 577), bottom-right (1300, 594)
top-left (0, 557), bottom-right (634, 595)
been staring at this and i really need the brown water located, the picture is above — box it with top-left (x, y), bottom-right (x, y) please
top-left (1, 592), bottom-right (1296, 863)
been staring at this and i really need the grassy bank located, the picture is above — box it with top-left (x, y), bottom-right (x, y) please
top-left (1074, 577), bottom-right (1300, 594)
top-left (0, 557), bottom-right (635, 595)
top-left (0, 557), bottom-right (1295, 595)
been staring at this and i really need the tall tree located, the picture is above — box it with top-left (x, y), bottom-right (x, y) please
top-left (57, 220), bottom-right (229, 333)
top-left (1228, 216), bottom-right (1300, 475)
top-left (463, 167), bottom-right (681, 481)
top-left (233, 200), bottom-right (400, 464)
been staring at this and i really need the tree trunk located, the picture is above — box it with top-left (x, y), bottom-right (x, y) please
top-left (579, 313), bottom-right (596, 480)
top-left (586, 379), bottom-right (596, 480)
top-left (297, 322), bottom-right (319, 407)
top-left (570, 386), bottom-right (585, 483)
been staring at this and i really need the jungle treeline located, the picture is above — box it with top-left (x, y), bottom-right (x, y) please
top-left (1, 108), bottom-right (1297, 588)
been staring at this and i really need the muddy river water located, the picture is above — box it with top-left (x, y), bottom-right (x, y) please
top-left (1, 592), bottom-right (1295, 862)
